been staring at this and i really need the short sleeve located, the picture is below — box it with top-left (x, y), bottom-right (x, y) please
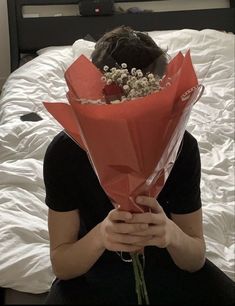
top-left (162, 131), bottom-right (202, 214)
top-left (43, 132), bottom-right (86, 212)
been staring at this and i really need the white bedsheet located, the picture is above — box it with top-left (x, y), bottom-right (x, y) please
top-left (0, 29), bottom-right (234, 294)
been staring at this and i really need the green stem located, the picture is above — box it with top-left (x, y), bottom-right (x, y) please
top-left (135, 253), bottom-right (150, 305)
top-left (131, 253), bottom-right (142, 304)
top-left (131, 252), bottom-right (150, 305)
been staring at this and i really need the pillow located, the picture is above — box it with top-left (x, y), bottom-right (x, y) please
top-left (37, 46), bottom-right (71, 55)
top-left (72, 39), bottom-right (95, 59)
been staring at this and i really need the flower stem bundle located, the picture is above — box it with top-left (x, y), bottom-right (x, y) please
top-left (131, 252), bottom-right (150, 305)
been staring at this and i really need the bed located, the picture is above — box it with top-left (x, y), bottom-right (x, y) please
top-left (1, 0), bottom-right (235, 304)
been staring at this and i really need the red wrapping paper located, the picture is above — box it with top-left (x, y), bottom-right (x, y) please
top-left (44, 51), bottom-right (203, 213)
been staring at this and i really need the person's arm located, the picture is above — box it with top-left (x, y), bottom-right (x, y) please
top-left (48, 209), bottom-right (104, 280)
top-left (127, 196), bottom-right (206, 272)
top-left (48, 207), bottom-right (152, 280)
top-left (168, 208), bottom-right (206, 272)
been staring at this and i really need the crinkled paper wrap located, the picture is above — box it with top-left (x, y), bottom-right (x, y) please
top-left (44, 52), bottom-right (203, 213)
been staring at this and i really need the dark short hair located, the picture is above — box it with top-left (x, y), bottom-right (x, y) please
top-left (91, 25), bottom-right (168, 77)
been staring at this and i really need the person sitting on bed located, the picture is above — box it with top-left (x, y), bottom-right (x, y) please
top-left (43, 26), bottom-right (235, 305)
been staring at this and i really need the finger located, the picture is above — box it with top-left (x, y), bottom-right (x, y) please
top-left (136, 196), bottom-right (163, 213)
top-left (136, 236), bottom-right (168, 248)
top-left (107, 241), bottom-right (143, 253)
top-left (154, 237), bottom-right (168, 248)
top-left (128, 212), bottom-right (164, 225)
top-left (111, 233), bottom-right (154, 245)
top-left (113, 222), bottom-right (148, 234)
top-left (132, 225), bottom-right (165, 237)
top-left (109, 209), bottom-right (132, 222)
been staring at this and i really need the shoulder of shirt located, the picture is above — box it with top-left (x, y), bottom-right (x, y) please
top-left (183, 130), bottom-right (199, 150)
top-left (44, 131), bottom-right (87, 163)
top-left (176, 130), bottom-right (200, 166)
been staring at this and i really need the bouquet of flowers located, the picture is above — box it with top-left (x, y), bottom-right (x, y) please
top-left (44, 51), bottom-right (203, 304)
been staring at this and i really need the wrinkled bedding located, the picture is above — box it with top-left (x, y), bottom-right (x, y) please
top-left (0, 29), bottom-right (234, 293)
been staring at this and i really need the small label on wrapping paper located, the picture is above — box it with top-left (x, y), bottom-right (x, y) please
top-left (181, 86), bottom-right (199, 101)
top-left (181, 84), bottom-right (204, 104)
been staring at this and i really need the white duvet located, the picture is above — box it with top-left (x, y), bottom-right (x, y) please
top-left (0, 29), bottom-right (234, 294)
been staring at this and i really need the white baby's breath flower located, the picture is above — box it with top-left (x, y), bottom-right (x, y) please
top-left (147, 73), bottom-right (154, 79)
top-left (117, 78), bottom-right (122, 84)
top-left (137, 71), bottom-right (143, 78)
top-left (134, 80), bottom-right (141, 88)
top-left (121, 63), bottom-right (127, 69)
top-left (131, 76), bottom-right (137, 82)
top-left (131, 68), bottom-right (137, 75)
top-left (103, 65), bottom-right (109, 72)
top-left (129, 88), bottom-right (136, 96)
top-left (150, 79), bottom-right (156, 85)
top-left (123, 85), bottom-right (130, 92)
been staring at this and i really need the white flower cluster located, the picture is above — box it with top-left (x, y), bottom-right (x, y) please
top-left (102, 63), bottom-right (162, 102)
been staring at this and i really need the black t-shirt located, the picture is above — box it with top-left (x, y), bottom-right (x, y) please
top-left (43, 130), bottom-right (202, 303)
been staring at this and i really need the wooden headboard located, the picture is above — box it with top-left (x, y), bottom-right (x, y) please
top-left (7, 0), bottom-right (235, 72)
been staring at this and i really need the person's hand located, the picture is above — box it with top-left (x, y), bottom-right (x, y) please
top-left (127, 196), bottom-right (174, 248)
top-left (99, 206), bottom-right (153, 253)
